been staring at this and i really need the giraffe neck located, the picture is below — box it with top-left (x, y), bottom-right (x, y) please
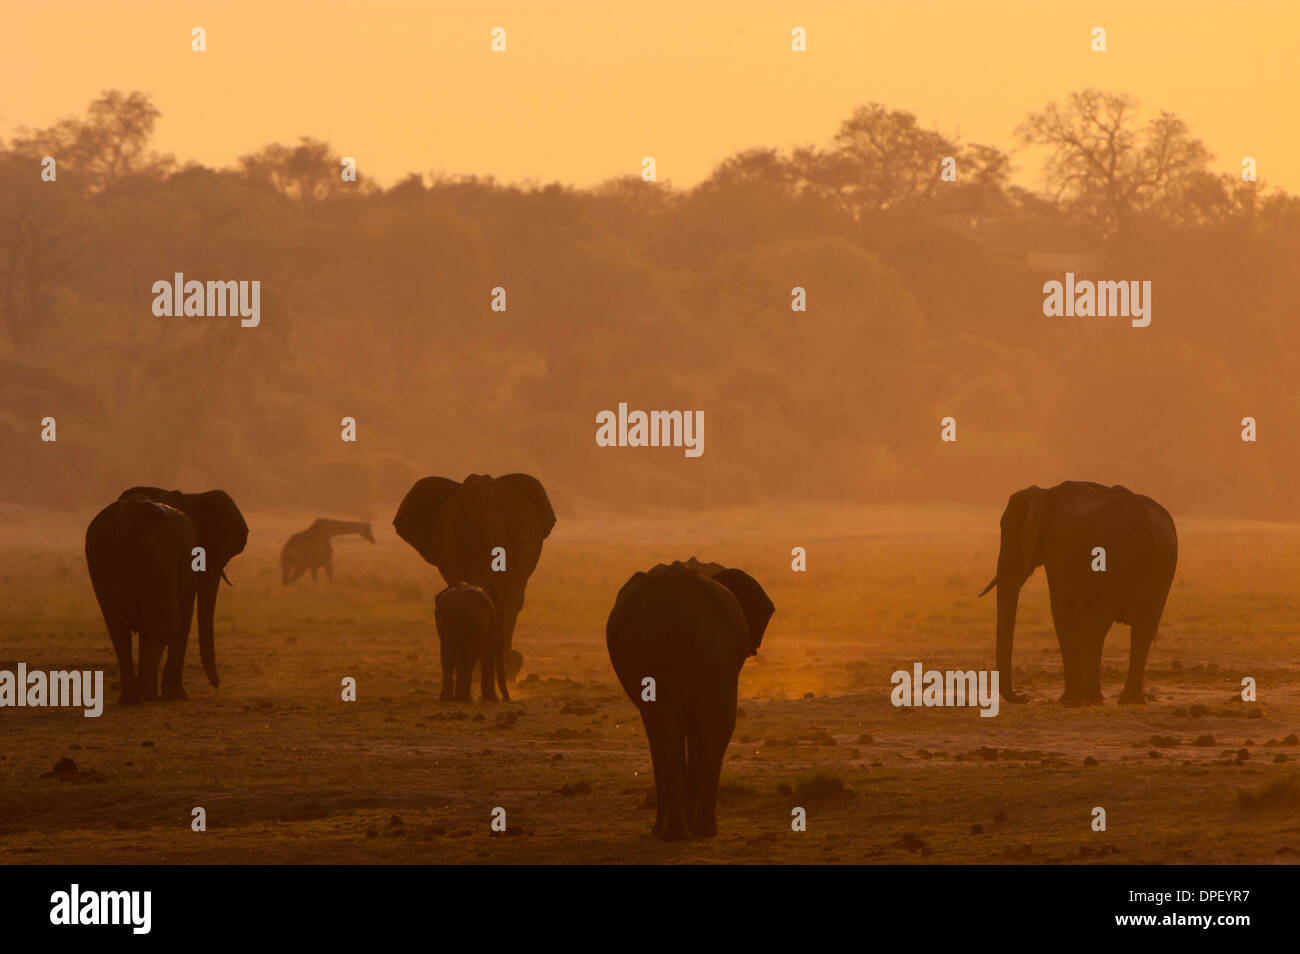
top-left (311, 519), bottom-right (369, 539)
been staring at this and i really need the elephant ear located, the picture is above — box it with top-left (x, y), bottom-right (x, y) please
top-left (711, 567), bottom-right (775, 655)
top-left (496, 473), bottom-right (556, 539)
top-left (1007, 485), bottom-right (1049, 583)
top-left (191, 490), bottom-right (249, 569)
top-left (1013, 486), bottom-right (1045, 582)
top-left (393, 477), bottom-right (462, 567)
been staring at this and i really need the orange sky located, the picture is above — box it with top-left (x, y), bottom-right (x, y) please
top-left (3, 0), bottom-right (1296, 193)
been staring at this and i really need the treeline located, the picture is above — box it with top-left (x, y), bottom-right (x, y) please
top-left (1, 90), bottom-right (1297, 519)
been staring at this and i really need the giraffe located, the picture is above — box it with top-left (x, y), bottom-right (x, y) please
top-left (281, 519), bottom-right (374, 584)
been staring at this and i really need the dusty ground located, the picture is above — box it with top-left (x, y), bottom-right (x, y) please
top-left (1, 502), bottom-right (1298, 864)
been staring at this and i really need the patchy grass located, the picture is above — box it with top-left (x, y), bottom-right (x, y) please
top-left (717, 781), bottom-right (760, 804)
top-left (1238, 774), bottom-right (1300, 810)
top-left (1, 505), bottom-right (1298, 863)
top-left (794, 771), bottom-right (851, 801)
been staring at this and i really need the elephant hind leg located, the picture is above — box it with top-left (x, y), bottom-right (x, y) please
top-left (1078, 614), bottom-right (1111, 705)
top-left (439, 640), bottom-right (455, 701)
top-left (643, 706), bottom-right (688, 841)
top-left (495, 637), bottom-right (511, 703)
top-left (639, 705), bottom-right (665, 835)
top-left (454, 660), bottom-right (473, 701)
top-left (498, 607), bottom-right (524, 682)
top-left (454, 646), bottom-right (475, 702)
top-left (478, 641), bottom-right (499, 702)
top-left (109, 625), bottom-right (140, 705)
top-left (161, 590), bottom-right (196, 701)
top-left (481, 615), bottom-right (510, 702)
top-left (159, 664), bottom-right (189, 701)
top-left (136, 633), bottom-right (165, 702)
top-left (685, 705), bottom-right (732, 838)
top-left (1120, 620), bottom-right (1157, 704)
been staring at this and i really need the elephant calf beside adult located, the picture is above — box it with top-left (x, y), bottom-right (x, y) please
top-left (979, 481), bottom-right (1177, 706)
top-left (435, 582), bottom-right (500, 702)
top-left (393, 473), bottom-right (556, 685)
top-left (85, 486), bottom-right (248, 703)
top-left (607, 558), bottom-right (775, 841)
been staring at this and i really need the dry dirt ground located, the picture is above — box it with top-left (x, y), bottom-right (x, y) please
top-left (1, 502), bottom-right (1298, 864)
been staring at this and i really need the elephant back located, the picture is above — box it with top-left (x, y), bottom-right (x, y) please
top-left (88, 495), bottom-right (194, 562)
top-left (85, 496), bottom-right (197, 623)
top-left (433, 476), bottom-right (551, 587)
top-left (607, 561), bottom-right (758, 681)
top-left (435, 582), bottom-right (497, 631)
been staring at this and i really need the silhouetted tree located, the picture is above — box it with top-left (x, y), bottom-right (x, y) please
top-left (239, 137), bottom-right (343, 209)
top-left (1016, 89), bottom-right (1211, 240)
top-left (0, 157), bottom-right (83, 340)
top-left (705, 147), bottom-right (799, 193)
top-left (1, 89), bottom-right (1296, 519)
top-left (818, 104), bottom-right (958, 215)
top-left (8, 90), bottom-right (173, 194)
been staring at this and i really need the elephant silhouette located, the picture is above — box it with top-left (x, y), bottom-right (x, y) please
top-left (393, 473), bottom-right (555, 684)
top-left (979, 481), bottom-right (1177, 705)
top-left (606, 558), bottom-right (775, 841)
top-left (434, 581), bottom-right (500, 702)
top-left (85, 487), bottom-right (248, 702)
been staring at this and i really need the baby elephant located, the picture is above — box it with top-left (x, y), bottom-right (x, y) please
top-left (606, 558), bottom-right (775, 841)
top-left (434, 582), bottom-right (506, 702)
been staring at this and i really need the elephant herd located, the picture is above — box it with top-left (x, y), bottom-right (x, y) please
top-left (83, 476), bottom-right (1178, 841)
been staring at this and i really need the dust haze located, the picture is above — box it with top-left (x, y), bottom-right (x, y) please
top-left (2, 19), bottom-right (1299, 863)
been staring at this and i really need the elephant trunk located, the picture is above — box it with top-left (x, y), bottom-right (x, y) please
top-left (992, 563), bottom-right (1031, 704)
top-left (995, 578), bottom-right (1018, 698)
top-left (197, 572), bottom-right (221, 688)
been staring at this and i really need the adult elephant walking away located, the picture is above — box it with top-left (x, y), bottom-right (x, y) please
top-left (393, 474), bottom-right (555, 682)
top-left (86, 495), bottom-right (196, 703)
top-left (978, 481), bottom-right (1177, 706)
top-left (606, 558), bottom-right (775, 841)
top-left (86, 486), bottom-right (248, 702)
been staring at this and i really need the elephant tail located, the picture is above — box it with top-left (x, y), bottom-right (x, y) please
top-left (977, 575), bottom-right (997, 597)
